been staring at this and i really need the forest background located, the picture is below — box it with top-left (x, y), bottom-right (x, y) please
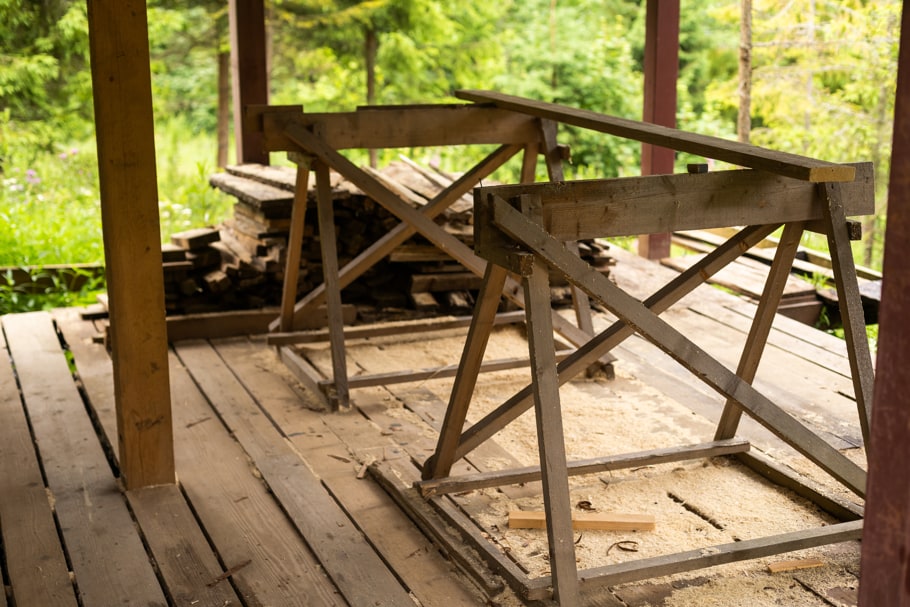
top-left (0, 0), bottom-right (900, 309)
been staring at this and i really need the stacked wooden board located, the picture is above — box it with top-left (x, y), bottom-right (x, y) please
top-left (157, 161), bottom-right (614, 319)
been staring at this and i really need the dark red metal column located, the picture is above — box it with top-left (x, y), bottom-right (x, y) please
top-left (229, 0), bottom-right (269, 165)
top-left (858, 4), bottom-right (910, 605)
top-left (638, 0), bottom-right (680, 259)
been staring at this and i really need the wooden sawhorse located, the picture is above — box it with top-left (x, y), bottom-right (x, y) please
top-left (419, 93), bottom-right (874, 604)
top-left (252, 103), bottom-right (611, 409)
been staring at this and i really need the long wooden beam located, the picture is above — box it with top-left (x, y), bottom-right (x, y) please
top-left (475, 163), bottom-right (873, 245)
top-left (525, 520), bottom-right (863, 598)
top-left (87, 0), bottom-right (174, 489)
top-left (255, 105), bottom-right (541, 151)
top-left (456, 90), bottom-right (855, 183)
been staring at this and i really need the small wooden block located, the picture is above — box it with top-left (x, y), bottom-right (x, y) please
top-left (767, 558), bottom-right (826, 573)
top-left (161, 243), bottom-right (187, 263)
top-left (508, 510), bottom-right (656, 531)
top-left (171, 227), bottom-right (221, 250)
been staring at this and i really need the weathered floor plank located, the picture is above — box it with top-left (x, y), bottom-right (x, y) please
top-left (213, 335), bottom-right (491, 607)
top-left (55, 309), bottom-right (346, 606)
top-left (168, 349), bottom-right (346, 606)
top-left (2, 312), bottom-right (166, 607)
top-left (126, 485), bottom-right (242, 607)
top-left (174, 339), bottom-right (414, 606)
top-left (0, 319), bottom-right (78, 607)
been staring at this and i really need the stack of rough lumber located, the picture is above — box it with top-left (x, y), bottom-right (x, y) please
top-left (157, 161), bottom-right (614, 317)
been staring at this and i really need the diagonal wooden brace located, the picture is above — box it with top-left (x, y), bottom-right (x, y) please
top-left (426, 223), bottom-right (780, 471)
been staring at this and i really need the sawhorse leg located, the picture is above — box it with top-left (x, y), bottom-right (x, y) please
top-left (315, 159), bottom-right (350, 409)
top-left (715, 222), bottom-right (805, 439)
top-left (524, 257), bottom-right (580, 605)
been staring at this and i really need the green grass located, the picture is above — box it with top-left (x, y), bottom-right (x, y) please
top-left (0, 121), bottom-right (233, 268)
top-left (0, 119), bottom-right (233, 313)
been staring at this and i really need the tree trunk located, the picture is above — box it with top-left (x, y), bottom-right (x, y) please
top-left (217, 49), bottom-right (231, 168)
top-left (737, 0), bottom-right (752, 144)
top-left (365, 26), bottom-right (378, 168)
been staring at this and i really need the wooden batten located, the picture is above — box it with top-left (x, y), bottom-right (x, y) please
top-left (87, 0), bottom-right (174, 488)
top-left (456, 90), bottom-right (855, 183)
top-left (255, 104), bottom-right (542, 152)
top-left (476, 163), bottom-right (873, 249)
top-left (508, 510), bottom-right (656, 532)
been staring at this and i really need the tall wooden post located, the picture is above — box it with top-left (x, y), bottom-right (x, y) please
top-left (858, 5), bottom-right (910, 605)
top-left (229, 0), bottom-right (269, 165)
top-left (87, 0), bottom-right (175, 488)
top-left (638, 0), bottom-right (679, 260)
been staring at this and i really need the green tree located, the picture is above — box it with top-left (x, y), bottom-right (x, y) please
top-left (747, 0), bottom-right (899, 267)
top-left (269, 0), bottom-right (505, 109)
top-left (0, 0), bottom-right (93, 160)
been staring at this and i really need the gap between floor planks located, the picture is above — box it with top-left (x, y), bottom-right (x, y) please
top-left (54, 308), bottom-right (345, 606)
top-left (2, 312), bottom-right (166, 606)
top-left (211, 335), bottom-right (490, 607)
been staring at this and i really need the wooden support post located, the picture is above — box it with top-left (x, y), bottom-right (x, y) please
top-left (87, 0), bottom-right (174, 488)
top-left (279, 159), bottom-right (311, 332)
top-left (714, 222), bottom-right (805, 439)
top-left (523, 258), bottom-right (580, 605)
top-left (314, 160), bottom-right (349, 409)
top-left (639, 0), bottom-right (680, 260)
top-left (859, 6), bottom-right (910, 602)
top-left (228, 0), bottom-right (268, 164)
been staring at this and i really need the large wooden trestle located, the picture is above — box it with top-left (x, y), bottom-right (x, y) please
top-left (254, 101), bottom-right (610, 409)
top-left (415, 92), bottom-right (875, 604)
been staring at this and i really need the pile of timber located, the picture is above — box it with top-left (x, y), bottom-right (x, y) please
top-left (669, 229), bottom-right (882, 326)
top-left (157, 161), bottom-right (614, 318)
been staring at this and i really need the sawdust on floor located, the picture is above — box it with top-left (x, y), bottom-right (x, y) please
top-left (296, 320), bottom-right (863, 607)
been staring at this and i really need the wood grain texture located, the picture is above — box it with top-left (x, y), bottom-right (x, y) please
top-left (0, 325), bottom-right (78, 607)
top-left (528, 520), bottom-right (863, 592)
top-left (56, 309), bottom-right (346, 605)
top-left (523, 261), bottom-right (580, 604)
top-left (475, 163), bottom-right (873, 246)
top-left (126, 485), bottom-right (242, 607)
top-left (213, 337), bottom-right (489, 607)
top-left (260, 104), bottom-right (540, 151)
top-left (315, 160), bottom-right (350, 408)
top-left (279, 162), bottom-right (310, 331)
top-left (457, 90), bottom-right (855, 182)
top-left (228, 0), bottom-right (268, 163)
top-left (87, 0), bottom-right (174, 488)
top-left (167, 348), bottom-right (345, 606)
top-left (2, 312), bottom-right (167, 606)
top-left (174, 339), bottom-right (414, 606)
top-left (209, 172), bottom-right (294, 208)
top-left (508, 510), bottom-right (656, 531)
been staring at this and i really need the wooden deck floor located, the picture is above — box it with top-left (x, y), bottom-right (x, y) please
top-left (0, 246), bottom-right (865, 607)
